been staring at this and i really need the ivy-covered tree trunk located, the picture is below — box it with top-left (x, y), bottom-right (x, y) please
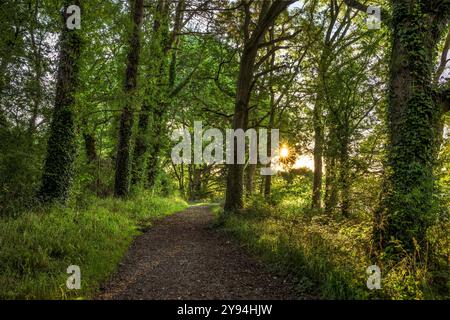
top-left (133, 0), bottom-right (185, 189)
top-left (38, 1), bottom-right (82, 203)
top-left (146, 109), bottom-right (165, 188)
top-left (131, 0), bottom-right (169, 187)
top-left (114, 0), bottom-right (144, 197)
top-left (374, 1), bottom-right (450, 255)
top-left (324, 105), bottom-right (352, 216)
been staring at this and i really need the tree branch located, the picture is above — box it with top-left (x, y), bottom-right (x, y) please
top-left (343, 0), bottom-right (390, 21)
top-left (247, 0), bottom-right (297, 49)
top-left (193, 93), bottom-right (234, 118)
top-left (343, 0), bottom-right (368, 12)
top-left (258, 29), bottom-right (302, 48)
top-left (435, 28), bottom-right (450, 83)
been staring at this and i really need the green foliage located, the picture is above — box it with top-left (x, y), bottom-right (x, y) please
top-left (222, 203), bottom-right (370, 299)
top-left (38, 1), bottom-right (84, 204)
top-left (0, 127), bottom-right (45, 216)
top-left (374, 0), bottom-right (450, 256)
top-left (0, 192), bottom-right (187, 299)
top-left (222, 194), bottom-right (449, 299)
top-left (271, 169), bottom-right (313, 206)
top-left (0, 0), bottom-right (449, 301)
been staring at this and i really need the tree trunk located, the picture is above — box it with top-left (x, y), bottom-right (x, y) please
top-left (224, 44), bottom-right (259, 212)
top-left (114, 0), bottom-right (144, 197)
top-left (245, 163), bottom-right (256, 197)
top-left (131, 107), bottom-right (150, 186)
top-left (224, 1), bottom-right (294, 213)
top-left (187, 164), bottom-right (203, 200)
top-left (374, 1), bottom-right (449, 255)
top-left (311, 56), bottom-right (329, 210)
top-left (146, 114), bottom-right (164, 188)
top-left (339, 131), bottom-right (350, 217)
top-left (131, 0), bottom-right (169, 187)
top-left (38, 1), bottom-right (83, 203)
top-left (83, 132), bottom-right (97, 164)
top-left (264, 91), bottom-right (276, 201)
top-left (264, 31), bottom-right (276, 202)
top-left (311, 99), bottom-right (324, 210)
top-left (27, 0), bottom-right (43, 141)
top-left (324, 154), bottom-right (338, 213)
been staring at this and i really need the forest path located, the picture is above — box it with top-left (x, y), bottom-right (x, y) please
top-left (96, 205), bottom-right (298, 299)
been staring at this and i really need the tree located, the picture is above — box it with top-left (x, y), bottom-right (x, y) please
top-left (224, 0), bottom-right (296, 212)
top-left (38, 0), bottom-right (83, 203)
top-left (323, 47), bottom-right (384, 216)
top-left (345, 0), bottom-right (450, 256)
top-left (131, 0), bottom-right (170, 187)
top-left (132, 0), bottom-right (194, 189)
top-left (309, 1), bottom-right (363, 210)
top-left (114, 0), bottom-right (144, 197)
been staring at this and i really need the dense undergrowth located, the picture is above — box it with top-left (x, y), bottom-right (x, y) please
top-left (0, 192), bottom-right (187, 299)
top-left (221, 196), bottom-right (449, 300)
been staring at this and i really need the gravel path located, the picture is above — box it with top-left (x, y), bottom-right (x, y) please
top-left (96, 205), bottom-right (298, 300)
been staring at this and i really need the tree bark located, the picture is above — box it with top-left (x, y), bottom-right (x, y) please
top-left (264, 85), bottom-right (276, 201)
top-left (245, 162), bottom-right (256, 197)
top-left (311, 45), bottom-right (331, 210)
top-left (339, 130), bottom-right (350, 217)
top-left (311, 87), bottom-right (324, 210)
top-left (374, 0), bottom-right (450, 255)
top-left (114, 0), bottom-right (144, 197)
top-left (263, 27), bottom-right (276, 202)
top-left (224, 42), bottom-right (259, 211)
top-left (38, 1), bottom-right (83, 203)
top-left (131, 0), bottom-right (169, 187)
top-left (83, 132), bottom-right (97, 164)
top-left (324, 153), bottom-right (338, 213)
top-left (146, 110), bottom-right (164, 188)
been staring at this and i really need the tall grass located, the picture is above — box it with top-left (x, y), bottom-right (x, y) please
top-left (0, 192), bottom-right (187, 299)
top-left (221, 199), bottom-right (449, 300)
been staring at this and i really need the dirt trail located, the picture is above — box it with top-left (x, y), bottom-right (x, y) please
top-left (97, 205), bottom-right (298, 300)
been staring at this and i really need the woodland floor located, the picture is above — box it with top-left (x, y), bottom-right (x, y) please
top-left (96, 205), bottom-right (299, 300)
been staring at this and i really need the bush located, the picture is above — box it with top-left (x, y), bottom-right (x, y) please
top-left (0, 126), bottom-right (46, 217)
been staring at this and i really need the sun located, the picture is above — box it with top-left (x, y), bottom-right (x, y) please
top-left (280, 145), bottom-right (289, 158)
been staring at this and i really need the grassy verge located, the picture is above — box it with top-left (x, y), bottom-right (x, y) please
top-left (0, 192), bottom-right (187, 299)
top-left (221, 200), bottom-right (447, 300)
